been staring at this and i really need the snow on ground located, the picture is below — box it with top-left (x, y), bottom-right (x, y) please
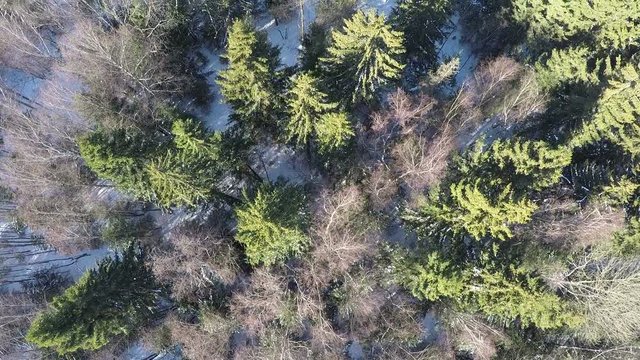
top-left (256, 0), bottom-right (317, 67)
top-left (359, 0), bottom-right (396, 16)
top-left (422, 311), bottom-right (441, 344)
top-left (436, 13), bottom-right (478, 91)
top-left (253, 143), bottom-right (317, 184)
top-left (197, 48), bottom-right (232, 131)
top-left (0, 222), bottom-right (114, 292)
top-left (0, 68), bottom-right (43, 105)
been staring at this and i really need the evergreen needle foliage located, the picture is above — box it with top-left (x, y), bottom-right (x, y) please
top-left (235, 183), bottom-right (309, 266)
top-left (391, 0), bottom-right (450, 65)
top-left (321, 10), bottom-right (405, 103)
top-left (571, 63), bottom-right (640, 157)
top-left (218, 18), bottom-right (282, 126)
top-left (26, 244), bottom-right (157, 354)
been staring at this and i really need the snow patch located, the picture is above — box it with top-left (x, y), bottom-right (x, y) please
top-left (197, 48), bottom-right (233, 131)
top-left (253, 143), bottom-right (316, 184)
top-left (359, 0), bottom-right (397, 17)
top-left (255, 0), bottom-right (317, 67)
top-left (0, 68), bottom-right (43, 105)
top-left (436, 13), bottom-right (478, 91)
top-left (422, 311), bottom-right (441, 344)
top-left (1, 218), bottom-right (113, 292)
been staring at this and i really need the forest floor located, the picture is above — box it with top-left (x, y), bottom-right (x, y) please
top-left (0, 2), bottom-right (488, 359)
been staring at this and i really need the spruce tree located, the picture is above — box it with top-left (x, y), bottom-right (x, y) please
top-left (146, 151), bottom-right (212, 208)
top-left (26, 244), bottom-right (157, 354)
top-left (474, 268), bottom-right (582, 330)
top-left (513, 0), bottom-right (640, 89)
top-left (234, 183), bottom-right (309, 266)
top-left (442, 181), bottom-right (536, 241)
top-left (315, 112), bottom-right (354, 153)
top-left (218, 18), bottom-right (282, 126)
top-left (146, 119), bottom-right (229, 208)
top-left (490, 139), bottom-right (572, 190)
top-left (78, 130), bottom-right (154, 201)
top-left (394, 251), bottom-right (469, 302)
top-left (570, 64), bottom-right (640, 157)
top-left (286, 73), bottom-right (338, 147)
top-left (391, 0), bottom-right (450, 65)
top-left (321, 10), bottom-right (405, 103)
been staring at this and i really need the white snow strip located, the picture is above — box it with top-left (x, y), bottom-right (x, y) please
top-left (436, 13), bottom-right (478, 90)
top-left (255, 0), bottom-right (317, 67)
top-left (198, 48), bottom-right (233, 131)
top-left (359, 0), bottom-right (397, 16)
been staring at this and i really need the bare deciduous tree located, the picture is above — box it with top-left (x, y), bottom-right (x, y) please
top-left (448, 56), bottom-right (546, 130)
top-left (523, 201), bottom-right (625, 250)
top-left (0, 99), bottom-right (99, 252)
top-left (0, 293), bottom-right (40, 356)
top-left (230, 268), bottom-right (300, 336)
top-left (152, 221), bottom-right (241, 303)
top-left (391, 127), bottom-right (456, 192)
top-left (557, 255), bottom-right (640, 344)
top-left (164, 311), bottom-right (236, 360)
top-left (301, 185), bottom-right (378, 290)
top-left (364, 89), bottom-right (436, 162)
top-left (444, 311), bottom-right (507, 360)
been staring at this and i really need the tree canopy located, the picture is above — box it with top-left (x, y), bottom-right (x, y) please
top-left (26, 244), bottom-right (157, 354)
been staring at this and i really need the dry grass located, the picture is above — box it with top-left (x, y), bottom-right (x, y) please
top-left (374, 292), bottom-right (424, 345)
top-left (558, 255), bottom-right (640, 344)
top-left (165, 312), bottom-right (235, 360)
top-left (331, 272), bottom-right (386, 337)
top-left (445, 312), bottom-right (507, 360)
top-left (364, 165), bottom-right (398, 212)
top-left (0, 293), bottom-right (39, 356)
top-left (232, 327), bottom-right (311, 360)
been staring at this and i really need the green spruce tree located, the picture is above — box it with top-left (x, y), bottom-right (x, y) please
top-left (218, 18), bottom-right (282, 126)
top-left (570, 63), bottom-right (640, 157)
top-left (321, 10), bottom-right (405, 103)
top-left (286, 73), bottom-right (338, 147)
top-left (315, 112), bottom-right (354, 153)
top-left (235, 183), bottom-right (309, 266)
top-left (78, 130), bottom-right (154, 201)
top-left (391, 0), bottom-right (450, 65)
top-left (26, 244), bottom-right (157, 354)
top-left (474, 268), bottom-right (582, 329)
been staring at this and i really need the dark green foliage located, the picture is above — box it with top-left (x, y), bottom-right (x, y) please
top-left (101, 215), bottom-right (157, 248)
top-left (407, 180), bottom-right (536, 241)
top-left (79, 118), bottom-right (233, 208)
top-left (612, 218), bottom-right (640, 255)
top-left (405, 138), bottom-right (570, 242)
top-left (300, 23), bottom-right (329, 72)
top-left (570, 64), bottom-right (640, 158)
top-left (393, 249), bottom-right (580, 329)
top-left (321, 11), bottom-right (405, 103)
top-left (285, 73), bottom-right (354, 152)
top-left (22, 269), bottom-right (71, 303)
top-left (26, 244), bottom-right (157, 354)
top-left (391, 0), bottom-right (450, 66)
top-left (235, 182), bottom-right (309, 266)
top-left (473, 268), bottom-right (581, 329)
top-left (513, 0), bottom-right (640, 89)
top-left (393, 251), bottom-right (468, 302)
top-left (78, 130), bottom-right (155, 201)
top-left (457, 139), bottom-right (573, 192)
